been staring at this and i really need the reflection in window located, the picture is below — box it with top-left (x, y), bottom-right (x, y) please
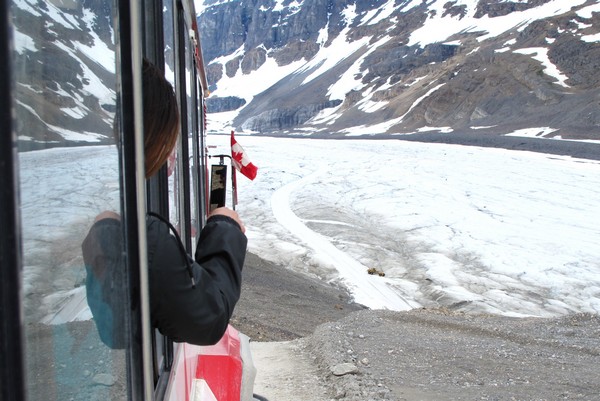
top-left (12, 0), bottom-right (129, 399)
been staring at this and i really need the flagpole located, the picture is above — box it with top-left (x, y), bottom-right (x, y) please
top-left (232, 166), bottom-right (238, 209)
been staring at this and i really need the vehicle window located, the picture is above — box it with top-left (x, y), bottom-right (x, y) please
top-left (163, 0), bottom-right (182, 235)
top-left (11, 0), bottom-right (129, 399)
top-left (184, 23), bottom-right (201, 250)
top-left (196, 79), bottom-right (209, 229)
top-left (147, 1), bottom-right (179, 387)
top-left (164, 5), bottom-right (196, 253)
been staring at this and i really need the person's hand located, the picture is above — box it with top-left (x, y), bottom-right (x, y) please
top-left (210, 207), bottom-right (245, 233)
top-left (95, 210), bottom-right (121, 222)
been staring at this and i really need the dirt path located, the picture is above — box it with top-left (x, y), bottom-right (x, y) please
top-left (250, 341), bottom-right (329, 401)
top-left (231, 252), bottom-right (366, 342)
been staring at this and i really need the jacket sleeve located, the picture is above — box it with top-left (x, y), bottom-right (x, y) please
top-left (147, 215), bottom-right (247, 345)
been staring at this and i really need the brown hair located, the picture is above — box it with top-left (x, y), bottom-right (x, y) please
top-left (142, 59), bottom-right (180, 178)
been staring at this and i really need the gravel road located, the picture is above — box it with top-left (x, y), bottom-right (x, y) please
top-left (235, 252), bottom-right (600, 401)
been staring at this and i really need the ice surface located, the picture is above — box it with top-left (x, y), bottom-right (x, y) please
top-left (21, 136), bottom-right (600, 323)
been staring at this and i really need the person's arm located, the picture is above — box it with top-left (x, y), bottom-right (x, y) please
top-left (148, 210), bottom-right (247, 345)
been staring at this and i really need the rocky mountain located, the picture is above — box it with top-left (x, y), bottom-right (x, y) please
top-left (10, 0), bottom-right (600, 148)
top-left (198, 0), bottom-right (600, 140)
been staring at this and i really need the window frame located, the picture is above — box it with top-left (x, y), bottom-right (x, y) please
top-left (115, 0), bottom-right (155, 399)
top-left (0, 1), bottom-right (26, 399)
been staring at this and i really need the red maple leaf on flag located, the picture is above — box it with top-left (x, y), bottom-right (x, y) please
top-left (231, 131), bottom-right (258, 180)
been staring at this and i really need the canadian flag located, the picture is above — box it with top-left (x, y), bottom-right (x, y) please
top-left (231, 131), bottom-right (258, 180)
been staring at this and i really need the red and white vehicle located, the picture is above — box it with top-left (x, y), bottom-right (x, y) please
top-left (0, 0), bottom-right (256, 400)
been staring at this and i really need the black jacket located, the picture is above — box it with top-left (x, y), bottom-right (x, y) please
top-left (147, 214), bottom-right (246, 345)
top-left (82, 214), bottom-right (247, 348)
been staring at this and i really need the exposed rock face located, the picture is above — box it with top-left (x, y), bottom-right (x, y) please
top-left (241, 47), bottom-right (267, 73)
top-left (241, 100), bottom-right (343, 131)
top-left (474, 0), bottom-right (550, 18)
top-left (206, 96), bottom-right (247, 113)
top-left (199, 0), bottom-right (336, 62)
top-left (198, 0), bottom-right (600, 139)
top-left (272, 40), bottom-right (320, 65)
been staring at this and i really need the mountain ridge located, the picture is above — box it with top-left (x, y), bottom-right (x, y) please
top-left (198, 0), bottom-right (600, 140)
top-left (10, 0), bottom-right (600, 148)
